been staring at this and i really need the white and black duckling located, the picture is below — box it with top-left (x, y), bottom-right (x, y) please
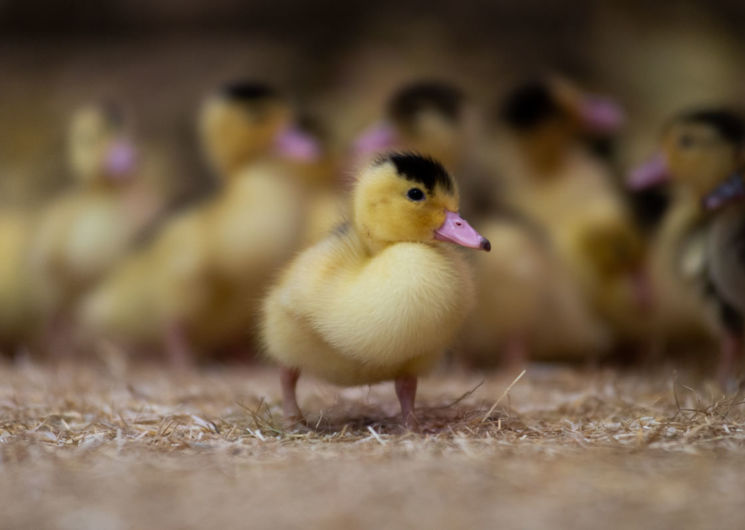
top-left (629, 108), bottom-right (745, 387)
top-left (262, 153), bottom-right (490, 429)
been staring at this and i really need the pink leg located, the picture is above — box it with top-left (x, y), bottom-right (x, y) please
top-left (718, 333), bottom-right (743, 392)
top-left (164, 322), bottom-right (195, 369)
top-left (503, 334), bottom-right (529, 370)
top-left (395, 375), bottom-right (418, 430)
top-left (280, 366), bottom-right (304, 424)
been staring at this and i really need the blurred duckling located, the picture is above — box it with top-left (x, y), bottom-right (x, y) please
top-left (81, 82), bottom-right (320, 363)
top-left (291, 116), bottom-right (348, 247)
top-left (353, 81), bottom-right (467, 170)
top-left (262, 153), bottom-right (490, 429)
top-left (491, 78), bottom-right (646, 358)
top-left (352, 80), bottom-right (544, 368)
top-left (0, 208), bottom-right (35, 356)
top-left (629, 109), bottom-right (745, 387)
top-left (28, 103), bottom-right (155, 354)
top-left (351, 80), bottom-right (494, 214)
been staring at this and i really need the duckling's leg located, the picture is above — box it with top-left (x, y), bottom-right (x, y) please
top-left (395, 375), bottom-right (418, 430)
top-left (716, 302), bottom-right (743, 392)
top-left (503, 334), bottom-right (529, 371)
top-left (164, 322), bottom-right (195, 369)
top-left (718, 333), bottom-right (742, 393)
top-left (280, 366), bottom-right (305, 424)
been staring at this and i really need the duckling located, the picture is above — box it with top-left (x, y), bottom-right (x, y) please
top-left (629, 109), bottom-right (745, 386)
top-left (352, 80), bottom-right (492, 214)
top-left (0, 208), bottom-right (35, 356)
top-left (262, 153), bottom-right (489, 429)
top-left (28, 103), bottom-right (155, 354)
top-left (354, 81), bottom-right (466, 169)
top-left (80, 82), bottom-right (319, 363)
top-left (458, 215), bottom-right (554, 368)
top-left (290, 116), bottom-right (348, 248)
top-left (492, 78), bottom-right (646, 358)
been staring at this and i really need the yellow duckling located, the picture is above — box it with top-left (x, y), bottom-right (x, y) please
top-left (459, 214), bottom-right (558, 368)
top-left (492, 78), bottom-right (644, 358)
top-left (629, 109), bottom-right (745, 386)
top-left (291, 116), bottom-right (349, 248)
top-left (81, 82), bottom-right (318, 363)
top-left (353, 81), bottom-right (467, 169)
top-left (262, 153), bottom-right (490, 429)
top-left (0, 208), bottom-right (35, 355)
top-left (28, 103), bottom-right (155, 352)
top-left (351, 80), bottom-right (492, 213)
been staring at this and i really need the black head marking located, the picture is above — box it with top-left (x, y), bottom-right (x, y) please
top-left (499, 80), bottom-right (564, 131)
top-left (678, 109), bottom-right (745, 145)
top-left (376, 152), bottom-right (454, 194)
top-left (219, 81), bottom-right (279, 103)
top-left (387, 81), bottom-right (464, 127)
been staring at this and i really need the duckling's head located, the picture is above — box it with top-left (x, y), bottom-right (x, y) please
top-left (353, 81), bottom-right (467, 169)
top-left (353, 152), bottom-right (490, 252)
top-left (628, 109), bottom-right (745, 209)
top-left (499, 77), bottom-right (624, 170)
top-left (199, 80), bottom-right (320, 177)
top-left (68, 103), bottom-right (137, 186)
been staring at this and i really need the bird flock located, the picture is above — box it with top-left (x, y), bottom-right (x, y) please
top-left (1, 76), bottom-right (744, 428)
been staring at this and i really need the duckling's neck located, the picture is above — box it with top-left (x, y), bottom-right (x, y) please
top-left (353, 224), bottom-right (390, 255)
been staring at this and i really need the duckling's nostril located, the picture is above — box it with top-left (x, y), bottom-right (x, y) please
top-left (455, 221), bottom-right (462, 227)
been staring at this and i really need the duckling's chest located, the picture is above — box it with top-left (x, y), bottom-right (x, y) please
top-left (314, 243), bottom-right (474, 362)
top-left (59, 195), bottom-right (134, 267)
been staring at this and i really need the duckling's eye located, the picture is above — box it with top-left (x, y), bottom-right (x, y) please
top-left (406, 188), bottom-right (425, 201)
top-left (679, 134), bottom-right (695, 149)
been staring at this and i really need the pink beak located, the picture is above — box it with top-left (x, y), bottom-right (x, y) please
top-left (353, 122), bottom-right (399, 158)
top-left (579, 95), bottom-right (625, 134)
top-left (434, 210), bottom-right (490, 251)
top-left (274, 126), bottom-right (321, 162)
top-left (104, 140), bottom-right (137, 180)
top-left (627, 152), bottom-right (670, 190)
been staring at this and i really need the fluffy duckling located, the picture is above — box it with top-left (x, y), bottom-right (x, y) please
top-left (28, 103), bottom-right (154, 352)
top-left (492, 78), bottom-right (646, 358)
top-left (0, 208), bottom-right (35, 356)
top-left (352, 80), bottom-right (492, 214)
top-left (629, 109), bottom-right (745, 386)
top-left (290, 116), bottom-right (348, 248)
top-left (354, 81), bottom-right (466, 169)
top-left (262, 153), bottom-right (490, 429)
top-left (458, 215), bottom-right (554, 368)
top-left (81, 82), bottom-right (319, 363)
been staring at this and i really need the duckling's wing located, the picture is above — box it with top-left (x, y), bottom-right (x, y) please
top-left (708, 209), bottom-right (745, 314)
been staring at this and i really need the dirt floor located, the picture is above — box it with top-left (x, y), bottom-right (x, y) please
top-left (1, 356), bottom-right (745, 530)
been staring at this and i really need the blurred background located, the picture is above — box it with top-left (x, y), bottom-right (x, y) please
top-left (3, 0), bottom-right (745, 206)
